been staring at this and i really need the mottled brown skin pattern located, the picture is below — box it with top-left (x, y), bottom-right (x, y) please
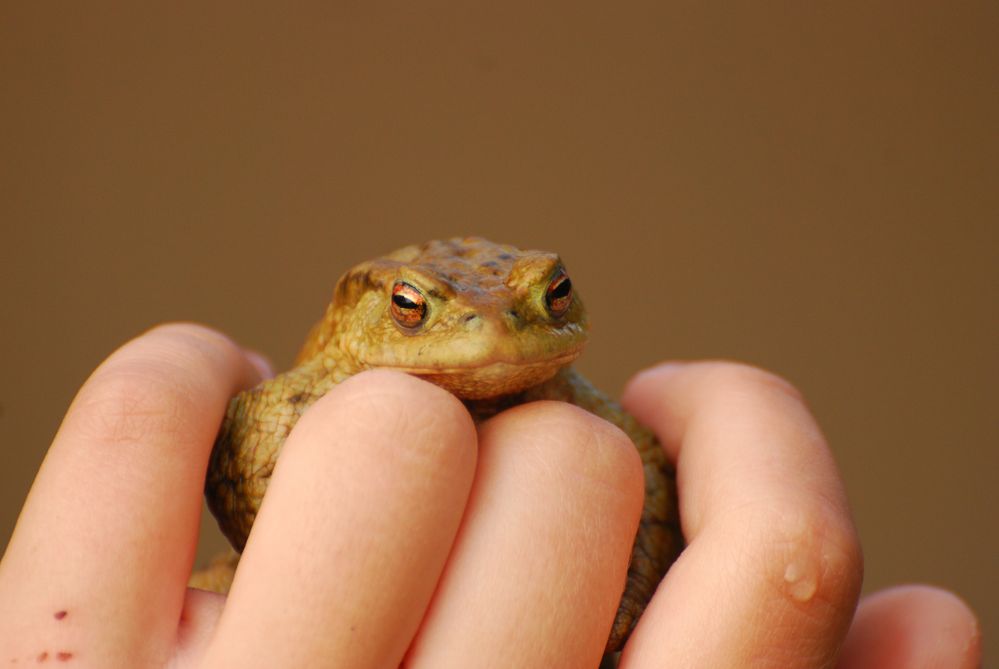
top-left (198, 238), bottom-right (683, 658)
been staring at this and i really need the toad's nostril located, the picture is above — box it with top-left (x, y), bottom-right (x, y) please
top-left (503, 309), bottom-right (526, 330)
top-left (462, 313), bottom-right (485, 330)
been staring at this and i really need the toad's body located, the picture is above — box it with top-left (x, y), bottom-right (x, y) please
top-left (200, 237), bottom-right (682, 655)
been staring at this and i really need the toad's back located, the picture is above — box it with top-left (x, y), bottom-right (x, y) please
top-left (201, 237), bottom-right (683, 656)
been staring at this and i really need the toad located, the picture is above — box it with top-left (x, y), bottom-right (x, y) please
top-left (197, 237), bottom-right (683, 655)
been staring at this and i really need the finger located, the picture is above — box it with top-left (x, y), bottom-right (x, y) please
top-left (404, 402), bottom-right (645, 669)
top-left (175, 588), bottom-right (226, 664)
top-left (202, 370), bottom-right (477, 669)
top-left (0, 323), bottom-right (264, 667)
top-left (838, 585), bottom-right (981, 669)
top-left (619, 362), bottom-right (863, 668)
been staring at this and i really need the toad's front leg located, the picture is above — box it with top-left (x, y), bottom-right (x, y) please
top-left (193, 357), bottom-right (339, 591)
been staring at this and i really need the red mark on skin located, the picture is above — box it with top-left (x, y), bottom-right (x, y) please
top-left (55, 654), bottom-right (72, 663)
top-left (35, 652), bottom-right (47, 662)
top-left (53, 611), bottom-right (67, 621)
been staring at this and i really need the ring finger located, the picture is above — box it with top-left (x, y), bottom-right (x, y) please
top-left (404, 401), bottom-right (645, 669)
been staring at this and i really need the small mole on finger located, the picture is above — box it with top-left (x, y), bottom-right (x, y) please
top-left (35, 652), bottom-right (47, 663)
top-left (55, 654), bottom-right (72, 663)
top-left (53, 611), bottom-right (67, 621)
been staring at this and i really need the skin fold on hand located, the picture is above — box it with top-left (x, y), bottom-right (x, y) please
top-left (0, 324), bottom-right (981, 668)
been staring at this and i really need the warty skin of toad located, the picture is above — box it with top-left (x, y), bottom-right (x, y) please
top-left (196, 237), bottom-right (684, 657)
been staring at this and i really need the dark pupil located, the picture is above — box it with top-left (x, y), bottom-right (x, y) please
top-left (550, 277), bottom-right (572, 300)
top-left (393, 293), bottom-right (419, 310)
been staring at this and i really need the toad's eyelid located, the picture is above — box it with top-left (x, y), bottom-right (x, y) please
top-left (393, 272), bottom-right (450, 300)
top-left (394, 277), bottom-right (448, 300)
top-left (392, 281), bottom-right (428, 301)
top-left (548, 270), bottom-right (570, 288)
top-left (546, 270), bottom-right (571, 294)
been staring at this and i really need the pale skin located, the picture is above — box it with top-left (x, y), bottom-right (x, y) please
top-left (0, 324), bottom-right (981, 668)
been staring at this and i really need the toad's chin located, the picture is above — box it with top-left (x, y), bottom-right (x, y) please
top-left (396, 352), bottom-right (581, 399)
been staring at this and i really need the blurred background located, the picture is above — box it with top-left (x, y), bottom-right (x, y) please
top-left (2, 2), bottom-right (995, 661)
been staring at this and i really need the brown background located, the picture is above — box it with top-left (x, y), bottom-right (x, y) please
top-left (2, 2), bottom-right (996, 662)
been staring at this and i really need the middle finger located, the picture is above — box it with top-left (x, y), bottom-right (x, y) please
top-left (202, 371), bottom-right (477, 668)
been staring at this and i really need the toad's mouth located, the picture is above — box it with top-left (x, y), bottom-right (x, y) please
top-left (378, 349), bottom-right (583, 399)
top-left (388, 350), bottom-right (582, 376)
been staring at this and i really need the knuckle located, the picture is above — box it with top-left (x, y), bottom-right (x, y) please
top-left (298, 369), bottom-right (474, 468)
top-left (146, 320), bottom-right (233, 344)
top-left (73, 363), bottom-right (196, 448)
top-left (510, 402), bottom-right (644, 496)
top-left (753, 502), bottom-right (863, 611)
top-left (341, 368), bottom-right (464, 411)
top-left (141, 322), bottom-right (243, 367)
top-left (69, 324), bottom-right (243, 449)
top-left (701, 361), bottom-right (805, 404)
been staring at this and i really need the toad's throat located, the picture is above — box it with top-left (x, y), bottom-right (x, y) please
top-left (372, 351), bottom-right (582, 399)
top-left (383, 350), bottom-right (581, 376)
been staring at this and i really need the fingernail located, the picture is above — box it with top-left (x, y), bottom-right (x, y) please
top-left (244, 349), bottom-right (275, 379)
top-left (637, 361), bottom-right (689, 381)
top-left (652, 361), bottom-right (689, 373)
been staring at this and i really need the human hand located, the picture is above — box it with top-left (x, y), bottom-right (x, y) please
top-left (0, 325), bottom-right (981, 667)
top-left (0, 323), bottom-right (639, 667)
top-left (617, 362), bottom-right (981, 668)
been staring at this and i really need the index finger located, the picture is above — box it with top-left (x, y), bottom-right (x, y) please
top-left (0, 323), bottom-right (264, 667)
top-left (618, 362), bottom-right (863, 668)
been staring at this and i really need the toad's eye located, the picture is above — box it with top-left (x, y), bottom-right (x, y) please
top-left (545, 269), bottom-right (573, 318)
top-left (391, 282), bottom-right (428, 329)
